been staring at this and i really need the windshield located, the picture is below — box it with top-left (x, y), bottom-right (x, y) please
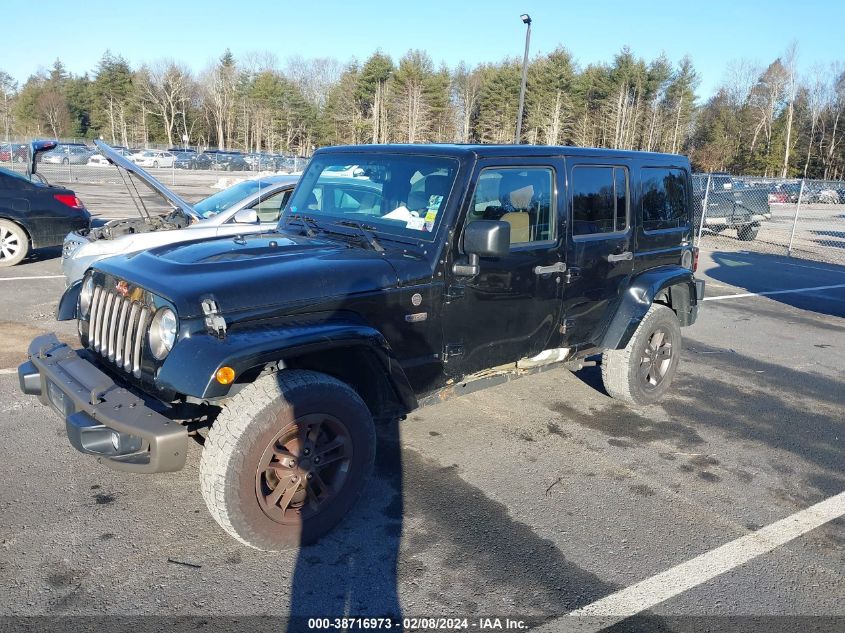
top-left (283, 153), bottom-right (459, 242)
top-left (193, 179), bottom-right (267, 219)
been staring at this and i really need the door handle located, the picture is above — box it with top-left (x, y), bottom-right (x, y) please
top-left (534, 262), bottom-right (567, 275)
top-left (607, 252), bottom-right (633, 262)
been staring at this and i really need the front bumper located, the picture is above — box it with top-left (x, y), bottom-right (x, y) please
top-left (18, 334), bottom-right (187, 473)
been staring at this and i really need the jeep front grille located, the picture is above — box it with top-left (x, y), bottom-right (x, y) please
top-left (87, 284), bottom-right (151, 377)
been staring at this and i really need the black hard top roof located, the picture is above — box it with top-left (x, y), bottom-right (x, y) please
top-left (314, 143), bottom-right (688, 162)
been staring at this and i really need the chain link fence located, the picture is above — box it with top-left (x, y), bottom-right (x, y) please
top-left (693, 173), bottom-right (845, 265)
top-left (0, 140), bottom-right (310, 187)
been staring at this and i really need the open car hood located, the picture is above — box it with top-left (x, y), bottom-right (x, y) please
top-left (93, 140), bottom-right (199, 220)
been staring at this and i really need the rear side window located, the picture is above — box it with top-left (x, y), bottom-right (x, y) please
top-left (642, 168), bottom-right (688, 231)
top-left (571, 166), bottom-right (628, 236)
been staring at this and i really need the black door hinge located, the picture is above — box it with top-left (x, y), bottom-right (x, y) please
top-left (559, 319), bottom-right (576, 334)
top-left (443, 344), bottom-right (464, 361)
top-left (444, 285), bottom-right (465, 302)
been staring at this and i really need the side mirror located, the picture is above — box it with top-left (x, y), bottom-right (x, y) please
top-left (233, 208), bottom-right (258, 224)
top-left (454, 220), bottom-right (510, 276)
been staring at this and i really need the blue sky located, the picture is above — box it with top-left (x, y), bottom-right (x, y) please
top-left (3, 0), bottom-right (843, 99)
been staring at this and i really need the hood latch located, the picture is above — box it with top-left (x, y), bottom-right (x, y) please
top-left (201, 298), bottom-right (227, 339)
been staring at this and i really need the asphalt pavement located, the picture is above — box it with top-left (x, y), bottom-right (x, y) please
top-left (0, 247), bottom-right (843, 632)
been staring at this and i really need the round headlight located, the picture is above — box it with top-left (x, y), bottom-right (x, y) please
top-left (79, 275), bottom-right (94, 317)
top-left (149, 307), bottom-right (177, 360)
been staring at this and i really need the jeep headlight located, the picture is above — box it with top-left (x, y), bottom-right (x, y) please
top-left (149, 307), bottom-right (177, 360)
top-left (79, 275), bottom-right (94, 317)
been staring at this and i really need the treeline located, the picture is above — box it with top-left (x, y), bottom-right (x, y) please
top-left (0, 45), bottom-right (843, 178)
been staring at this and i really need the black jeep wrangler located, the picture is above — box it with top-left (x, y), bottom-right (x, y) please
top-left (18, 144), bottom-right (704, 550)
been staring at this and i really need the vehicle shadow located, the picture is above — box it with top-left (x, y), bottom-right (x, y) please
top-left (704, 250), bottom-right (845, 318)
top-left (24, 245), bottom-right (62, 264)
top-left (286, 420), bottom-right (404, 630)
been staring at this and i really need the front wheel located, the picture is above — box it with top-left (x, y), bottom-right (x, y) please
top-left (601, 304), bottom-right (682, 406)
top-left (737, 224), bottom-right (759, 241)
top-left (200, 370), bottom-right (376, 550)
top-left (0, 219), bottom-right (30, 267)
top-left (153, 160), bottom-right (159, 168)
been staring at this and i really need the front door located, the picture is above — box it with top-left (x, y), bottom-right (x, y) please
top-left (562, 158), bottom-right (635, 346)
top-left (442, 158), bottom-right (565, 376)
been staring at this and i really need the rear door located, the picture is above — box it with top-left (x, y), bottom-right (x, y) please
top-left (633, 163), bottom-right (691, 274)
top-left (561, 157), bottom-right (634, 346)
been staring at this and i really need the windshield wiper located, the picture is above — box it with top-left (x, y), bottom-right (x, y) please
top-left (284, 212), bottom-right (321, 237)
top-left (334, 220), bottom-right (385, 252)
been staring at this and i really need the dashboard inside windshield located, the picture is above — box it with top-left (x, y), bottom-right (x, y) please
top-left (283, 154), bottom-right (459, 241)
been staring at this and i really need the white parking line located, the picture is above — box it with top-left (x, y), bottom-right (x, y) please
top-left (0, 275), bottom-right (64, 281)
top-left (537, 490), bottom-right (845, 633)
top-left (0, 368), bottom-right (17, 375)
top-left (702, 283), bottom-right (845, 301)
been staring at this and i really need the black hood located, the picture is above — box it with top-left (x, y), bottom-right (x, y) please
top-left (94, 232), bottom-right (409, 318)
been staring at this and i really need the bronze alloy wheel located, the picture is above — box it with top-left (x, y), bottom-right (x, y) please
top-left (255, 413), bottom-right (353, 524)
top-left (639, 327), bottom-right (673, 389)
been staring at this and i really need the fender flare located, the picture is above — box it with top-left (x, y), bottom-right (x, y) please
top-left (57, 280), bottom-right (81, 321)
top-left (156, 320), bottom-right (418, 410)
top-left (600, 266), bottom-right (698, 350)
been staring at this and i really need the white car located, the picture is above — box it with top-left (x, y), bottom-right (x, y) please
top-left (88, 148), bottom-right (133, 166)
top-left (322, 164), bottom-right (366, 178)
top-left (62, 142), bottom-right (299, 285)
top-left (131, 150), bottom-right (175, 168)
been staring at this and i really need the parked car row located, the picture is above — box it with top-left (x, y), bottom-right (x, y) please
top-left (765, 182), bottom-right (845, 204)
top-left (3, 141), bottom-right (306, 174)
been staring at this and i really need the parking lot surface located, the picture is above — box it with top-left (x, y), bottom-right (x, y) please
top-left (1, 247), bottom-right (843, 631)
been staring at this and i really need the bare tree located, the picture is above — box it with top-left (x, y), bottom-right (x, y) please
top-left (36, 90), bottom-right (70, 138)
top-left (285, 56), bottom-right (342, 108)
top-left (138, 61), bottom-right (192, 147)
top-left (452, 62), bottom-right (482, 142)
top-left (0, 71), bottom-right (17, 141)
top-left (201, 55), bottom-right (237, 150)
top-left (780, 42), bottom-right (799, 177)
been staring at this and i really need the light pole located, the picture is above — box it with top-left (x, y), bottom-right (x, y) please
top-left (515, 13), bottom-right (532, 144)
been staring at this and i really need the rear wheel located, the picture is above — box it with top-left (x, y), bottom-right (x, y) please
top-left (200, 370), bottom-right (376, 550)
top-left (737, 224), bottom-right (759, 241)
top-left (0, 220), bottom-right (29, 267)
top-left (601, 304), bottom-right (682, 406)
top-left (62, 157), bottom-right (69, 165)
top-left (153, 160), bottom-right (159, 168)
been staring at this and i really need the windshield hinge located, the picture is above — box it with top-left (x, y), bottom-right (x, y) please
top-left (201, 298), bottom-right (227, 339)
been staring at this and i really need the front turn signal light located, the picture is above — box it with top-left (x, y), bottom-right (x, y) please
top-left (216, 366), bottom-right (235, 385)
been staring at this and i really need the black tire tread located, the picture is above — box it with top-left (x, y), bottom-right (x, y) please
top-left (199, 369), bottom-right (372, 550)
top-left (601, 304), bottom-right (680, 406)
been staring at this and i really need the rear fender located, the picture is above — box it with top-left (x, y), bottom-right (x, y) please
top-left (600, 266), bottom-right (699, 350)
top-left (156, 320), bottom-right (417, 412)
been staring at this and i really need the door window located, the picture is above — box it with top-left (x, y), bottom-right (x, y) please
top-left (253, 189), bottom-right (292, 223)
top-left (466, 167), bottom-right (555, 245)
top-left (571, 166), bottom-right (628, 236)
top-left (641, 168), bottom-right (688, 231)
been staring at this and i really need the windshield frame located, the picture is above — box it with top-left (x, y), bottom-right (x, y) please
top-left (280, 152), bottom-right (460, 244)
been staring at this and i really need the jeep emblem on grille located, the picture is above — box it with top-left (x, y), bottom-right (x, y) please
top-left (115, 280), bottom-right (129, 297)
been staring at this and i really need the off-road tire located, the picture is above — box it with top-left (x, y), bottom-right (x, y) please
top-left (200, 370), bottom-right (376, 550)
top-left (737, 224), bottom-right (759, 241)
top-left (0, 219), bottom-right (30, 267)
top-left (601, 304), bottom-right (682, 406)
